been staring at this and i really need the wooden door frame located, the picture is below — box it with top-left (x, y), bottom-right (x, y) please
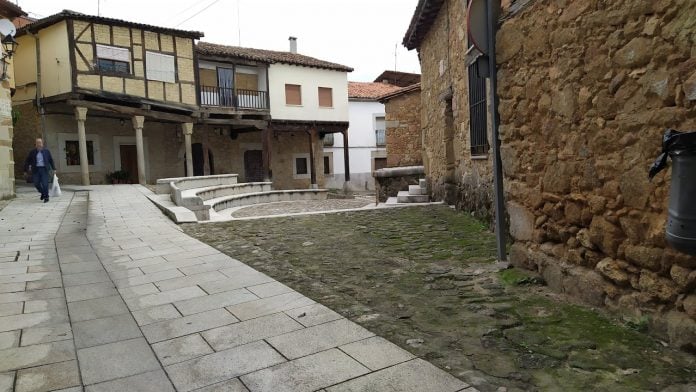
top-left (113, 136), bottom-right (148, 182)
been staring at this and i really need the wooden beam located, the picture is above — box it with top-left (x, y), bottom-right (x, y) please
top-left (67, 99), bottom-right (196, 123)
top-left (200, 118), bottom-right (268, 128)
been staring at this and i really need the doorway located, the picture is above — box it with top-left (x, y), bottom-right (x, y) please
top-left (192, 143), bottom-right (204, 176)
top-left (244, 150), bottom-right (264, 182)
top-left (119, 145), bottom-right (139, 184)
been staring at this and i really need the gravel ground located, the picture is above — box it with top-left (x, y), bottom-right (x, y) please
top-left (184, 205), bottom-right (696, 391)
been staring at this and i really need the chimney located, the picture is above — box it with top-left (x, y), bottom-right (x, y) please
top-left (289, 36), bottom-right (297, 54)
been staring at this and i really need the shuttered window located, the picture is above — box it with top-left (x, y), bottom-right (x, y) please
top-left (146, 51), bottom-right (176, 83)
top-left (285, 84), bottom-right (302, 105)
top-left (318, 87), bottom-right (333, 107)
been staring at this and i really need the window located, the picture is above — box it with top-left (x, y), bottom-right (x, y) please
top-left (374, 157), bottom-right (387, 171)
top-left (323, 155), bottom-right (331, 174)
top-left (96, 44), bottom-right (130, 75)
top-left (318, 87), bottom-right (333, 107)
top-left (295, 157), bottom-right (308, 175)
top-left (467, 47), bottom-right (489, 156)
top-left (323, 133), bottom-right (334, 147)
top-left (375, 129), bottom-right (386, 147)
top-left (146, 51), bottom-right (176, 83)
top-left (64, 140), bottom-right (95, 166)
top-left (285, 84), bottom-right (302, 105)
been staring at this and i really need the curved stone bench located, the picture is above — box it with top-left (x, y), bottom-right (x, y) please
top-left (156, 174), bottom-right (240, 206)
top-left (211, 189), bottom-right (329, 213)
top-left (194, 182), bottom-right (273, 202)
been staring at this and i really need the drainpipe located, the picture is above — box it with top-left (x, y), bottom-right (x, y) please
top-left (486, 0), bottom-right (507, 261)
top-left (29, 31), bottom-right (46, 143)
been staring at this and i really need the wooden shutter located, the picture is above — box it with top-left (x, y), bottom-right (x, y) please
top-left (285, 84), bottom-right (302, 105)
top-left (318, 87), bottom-right (333, 107)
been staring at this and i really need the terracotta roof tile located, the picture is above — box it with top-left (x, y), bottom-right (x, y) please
top-left (197, 42), bottom-right (353, 72)
top-left (379, 83), bottom-right (421, 102)
top-left (348, 82), bottom-right (402, 100)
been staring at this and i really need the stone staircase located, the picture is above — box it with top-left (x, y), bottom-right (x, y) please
top-left (387, 179), bottom-right (429, 204)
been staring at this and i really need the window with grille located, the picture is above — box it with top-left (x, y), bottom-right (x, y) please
top-left (323, 155), bottom-right (331, 174)
top-left (375, 129), bottom-right (386, 146)
top-left (468, 50), bottom-right (489, 156)
top-left (96, 44), bottom-right (130, 75)
top-left (146, 51), bottom-right (176, 83)
top-left (318, 87), bottom-right (333, 107)
top-left (285, 84), bottom-right (302, 105)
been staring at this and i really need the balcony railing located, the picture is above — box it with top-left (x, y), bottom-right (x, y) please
top-left (200, 86), bottom-right (269, 110)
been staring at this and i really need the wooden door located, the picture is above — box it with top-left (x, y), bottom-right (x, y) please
top-left (244, 150), bottom-right (264, 182)
top-left (119, 145), bottom-right (138, 184)
top-left (192, 143), bottom-right (204, 176)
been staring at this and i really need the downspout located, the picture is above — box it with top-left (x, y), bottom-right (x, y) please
top-left (486, 0), bottom-right (507, 261)
top-left (28, 31), bottom-right (46, 142)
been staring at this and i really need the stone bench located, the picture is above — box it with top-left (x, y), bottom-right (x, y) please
top-left (210, 189), bottom-right (329, 213)
top-left (156, 174), bottom-right (240, 206)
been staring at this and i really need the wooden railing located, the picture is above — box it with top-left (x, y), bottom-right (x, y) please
top-left (199, 86), bottom-right (269, 110)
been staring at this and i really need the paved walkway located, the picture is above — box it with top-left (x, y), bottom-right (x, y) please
top-left (0, 185), bottom-right (473, 392)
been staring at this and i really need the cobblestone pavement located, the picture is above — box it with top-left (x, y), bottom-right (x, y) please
top-left (184, 206), bottom-right (696, 392)
top-left (230, 199), bottom-right (373, 218)
top-left (0, 185), bottom-right (472, 391)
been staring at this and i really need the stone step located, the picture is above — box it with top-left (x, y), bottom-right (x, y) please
top-left (385, 197), bottom-right (399, 205)
top-left (408, 185), bottom-right (426, 195)
top-left (418, 179), bottom-right (426, 189)
top-left (397, 191), bottom-right (429, 203)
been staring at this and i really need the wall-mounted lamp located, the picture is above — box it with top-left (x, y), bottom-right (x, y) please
top-left (0, 35), bottom-right (18, 81)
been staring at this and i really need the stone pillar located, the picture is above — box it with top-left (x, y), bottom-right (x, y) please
top-left (342, 130), bottom-right (350, 182)
top-left (307, 129), bottom-right (317, 189)
top-left (261, 127), bottom-right (272, 181)
top-left (132, 115), bottom-right (146, 185)
top-left (182, 123), bottom-right (194, 177)
top-left (74, 106), bottom-right (90, 185)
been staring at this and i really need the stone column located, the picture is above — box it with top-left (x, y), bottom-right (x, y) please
top-left (132, 115), bottom-right (146, 185)
top-left (182, 123), bottom-right (194, 177)
top-left (74, 106), bottom-right (90, 185)
top-left (307, 129), bottom-right (317, 189)
top-left (261, 127), bottom-right (272, 181)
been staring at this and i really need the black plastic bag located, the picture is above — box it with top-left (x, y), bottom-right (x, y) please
top-left (648, 129), bottom-right (696, 180)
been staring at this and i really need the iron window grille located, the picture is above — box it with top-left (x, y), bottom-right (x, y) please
top-left (467, 53), bottom-right (489, 156)
top-left (97, 58), bottom-right (130, 75)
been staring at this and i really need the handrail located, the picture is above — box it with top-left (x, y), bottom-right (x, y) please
top-left (199, 85), bottom-right (269, 110)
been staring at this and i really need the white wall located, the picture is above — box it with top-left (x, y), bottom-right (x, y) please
top-left (324, 100), bottom-right (386, 190)
top-left (268, 64), bottom-right (348, 122)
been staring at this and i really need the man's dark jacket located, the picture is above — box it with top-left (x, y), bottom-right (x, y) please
top-left (24, 149), bottom-right (55, 174)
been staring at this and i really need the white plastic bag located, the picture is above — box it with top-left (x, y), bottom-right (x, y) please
top-left (49, 174), bottom-right (61, 197)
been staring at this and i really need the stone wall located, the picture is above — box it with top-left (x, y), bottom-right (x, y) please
top-left (498, 0), bottom-right (696, 348)
top-left (0, 81), bottom-right (14, 199)
top-left (384, 89), bottom-right (423, 168)
top-left (417, 0), bottom-right (495, 223)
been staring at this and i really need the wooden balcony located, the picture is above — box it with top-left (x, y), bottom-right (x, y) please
top-left (200, 86), bottom-right (269, 110)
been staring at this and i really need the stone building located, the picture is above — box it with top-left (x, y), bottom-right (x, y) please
top-left (379, 83), bottom-right (423, 168)
top-left (0, 0), bottom-right (26, 199)
top-left (404, 0), bottom-right (696, 347)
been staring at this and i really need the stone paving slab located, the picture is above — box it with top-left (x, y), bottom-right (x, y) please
top-left (0, 185), bottom-right (477, 392)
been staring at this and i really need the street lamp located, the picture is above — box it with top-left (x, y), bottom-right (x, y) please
top-left (0, 34), bottom-right (17, 81)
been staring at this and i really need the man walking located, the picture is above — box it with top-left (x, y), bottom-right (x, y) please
top-left (24, 138), bottom-right (55, 203)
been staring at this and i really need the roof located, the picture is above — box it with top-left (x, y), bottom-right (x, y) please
top-left (348, 82), bottom-right (402, 101)
top-left (17, 10), bottom-right (203, 39)
top-left (0, 0), bottom-right (26, 18)
top-left (403, 0), bottom-right (445, 50)
top-left (197, 42), bottom-right (353, 72)
top-left (379, 83), bottom-right (421, 102)
top-left (373, 70), bottom-right (421, 87)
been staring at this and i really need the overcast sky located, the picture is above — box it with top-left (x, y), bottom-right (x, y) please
top-left (15, 0), bottom-right (422, 81)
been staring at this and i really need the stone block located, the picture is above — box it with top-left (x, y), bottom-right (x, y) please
top-left (141, 308), bottom-right (238, 343)
top-left (68, 296), bottom-right (128, 322)
top-left (152, 333), bottom-right (213, 366)
top-left (73, 313), bottom-right (141, 348)
top-left (132, 303), bottom-right (181, 326)
top-left (194, 379), bottom-right (248, 392)
top-left (267, 318), bottom-right (374, 360)
top-left (226, 291), bottom-right (314, 321)
top-left (62, 270), bottom-right (111, 287)
top-left (15, 360), bottom-right (80, 392)
top-left (202, 313), bottom-right (303, 351)
top-left (65, 282), bottom-right (118, 302)
top-left (326, 358), bottom-right (468, 392)
top-left (114, 268), bottom-right (183, 288)
top-left (173, 288), bottom-right (258, 316)
top-left (284, 303), bottom-right (343, 327)
top-left (0, 310), bottom-right (69, 333)
top-left (0, 330), bottom-right (19, 349)
top-left (24, 298), bottom-right (66, 314)
top-left (201, 268), bottom-right (274, 293)
top-left (242, 349), bottom-right (369, 392)
top-left (85, 369), bottom-right (174, 392)
top-left (77, 337), bottom-right (160, 385)
top-left (125, 285), bottom-right (207, 311)
top-left (507, 201), bottom-right (534, 241)
top-left (154, 271), bottom-right (227, 292)
top-left (0, 340), bottom-right (75, 372)
top-left (339, 336), bottom-right (415, 371)
top-left (0, 302), bottom-right (22, 317)
top-left (165, 341), bottom-right (285, 392)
